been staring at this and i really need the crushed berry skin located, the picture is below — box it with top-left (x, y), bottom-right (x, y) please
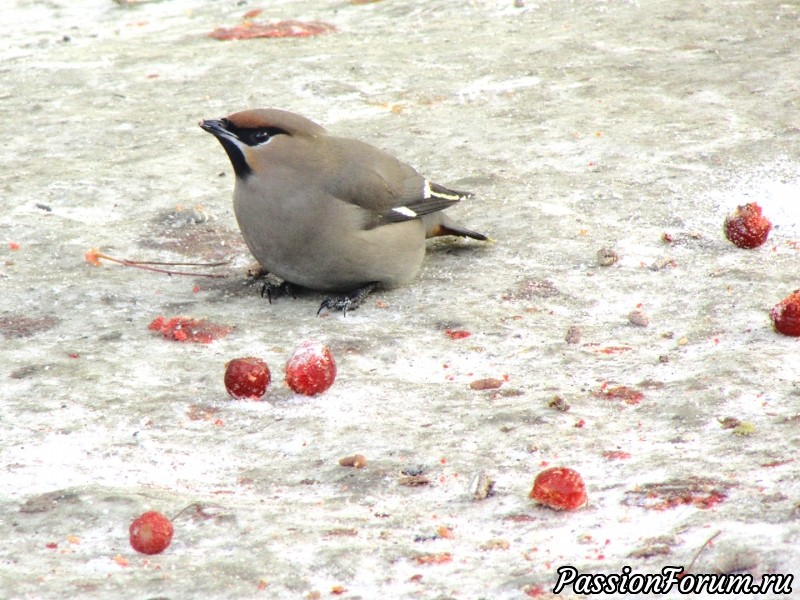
top-left (209, 20), bottom-right (336, 41)
top-left (529, 467), bottom-right (588, 511)
top-left (148, 316), bottom-right (232, 343)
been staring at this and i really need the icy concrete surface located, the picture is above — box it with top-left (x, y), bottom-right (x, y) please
top-left (1, 0), bottom-right (800, 598)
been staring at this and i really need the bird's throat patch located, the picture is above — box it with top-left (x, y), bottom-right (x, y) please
top-left (217, 137), bottom-right (252, 179)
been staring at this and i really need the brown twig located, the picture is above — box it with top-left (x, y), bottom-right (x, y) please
top-left (117, 258), bottom-right (231, 267)
top-left (683, 530), bottom-right (722, 575)
top-left (169, 502), bottom-right (229, 522)
top-left (85, 249), bottom-right (229, 278)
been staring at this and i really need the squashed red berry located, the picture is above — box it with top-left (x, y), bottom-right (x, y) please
top-left (723, 203), bottom-right (772, 249)
top-left (529, 467), bottom-right (587, 511)
top-left (148, 316), bottom-right (233, 343)
top-left (771, 290), bottom-right (800, 337)
top-left (285, 341), bottom-right (336, 396)
top-left (224, 357), bottom-right (271, 399)
top-left (209, 19), bottom-right (336, 41)
top-left (129, 511), bottom-right (174, 555)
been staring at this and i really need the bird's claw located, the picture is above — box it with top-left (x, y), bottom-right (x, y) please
top-left (317, 283), bottom-right (377, 317)
top-left (260, 280), bottom-right (296, 304)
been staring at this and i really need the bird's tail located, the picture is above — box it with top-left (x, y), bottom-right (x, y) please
top-left (422, 213), bottom-right (489, 241)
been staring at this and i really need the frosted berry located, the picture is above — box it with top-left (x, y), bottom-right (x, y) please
top-left (723, 203), bottom-right (772, 249)
top-left (771, 290), bottom-right (800, 336)
top-left (529, 467), bottom-right (587, 511)
top-left (285, 341), bottom-right (337, 396)
top-left (129, 511), bottom-right (174, 555)
top-left (224, 357), bottom-right (271, 399)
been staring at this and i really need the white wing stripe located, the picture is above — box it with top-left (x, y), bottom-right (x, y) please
top-left (424, 179), bottom-right (463, 201)
top-left (392, 206), bottom-right (418, 218)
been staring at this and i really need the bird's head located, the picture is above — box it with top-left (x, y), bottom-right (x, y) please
top-left (200, 109), bottom-right (327, 179)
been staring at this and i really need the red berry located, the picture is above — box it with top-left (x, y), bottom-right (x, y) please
top-left (129, 511), bottom-right (174, 555)
top-left (723, 203), bottom-right (772, 249)
top-left (285, 341), bottom-right (337, 396)
top-left (529, 467), bottom-right (587, 511)
top-left (224, 357), bottom-right (271, 399)
top-left (771, 290), bottom-right (800, 336)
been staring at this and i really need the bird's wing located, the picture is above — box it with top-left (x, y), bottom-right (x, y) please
top-left (321, 137), bottom-right (471, 227)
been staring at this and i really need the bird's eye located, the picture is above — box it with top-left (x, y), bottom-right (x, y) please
top-left (242, 126), bottom-right (289, 146)
top-left (252, 130), bottom-right (272, 144)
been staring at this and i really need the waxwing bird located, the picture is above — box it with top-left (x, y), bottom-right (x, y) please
top-left (199, 108), bottom-right (488, 314)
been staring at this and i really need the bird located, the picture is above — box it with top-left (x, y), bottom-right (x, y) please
top-left (199, 108), bottom-right (488, 314)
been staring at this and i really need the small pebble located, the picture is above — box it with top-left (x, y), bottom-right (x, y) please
top-left (400, 464), bottom-right (427, 477)
top-left (651, 256), bottom-right (675, 271)
top-left (399, 475), bottom-right (430, 487)
top-left (548, 395), bottom-right (571, 412)
top-left (597, 247), bottom-right (619, 266)
top-left (469, 471), bottom-right (496, 500)
top-left (565, 325), bottom-right (582, 344)
top-left (628, 309), bottom-right (650, 327)
top-left (718, 417), bottom-right (741, 430)
top-left (469, 377), bottom-right (503, 390)
top-left (339, 454), bottom-right (367, 468)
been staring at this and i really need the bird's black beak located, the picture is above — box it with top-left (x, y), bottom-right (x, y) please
top-left (199, 119), bottom-right (234, 140)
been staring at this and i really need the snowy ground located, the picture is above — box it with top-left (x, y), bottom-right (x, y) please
top-left (1, 0), bottom-right (800, 598)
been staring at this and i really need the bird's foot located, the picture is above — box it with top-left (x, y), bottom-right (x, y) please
top-left (317, 283), bottom-right (377, 317)
top-left (260, 278), bottom-right (297, 304)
